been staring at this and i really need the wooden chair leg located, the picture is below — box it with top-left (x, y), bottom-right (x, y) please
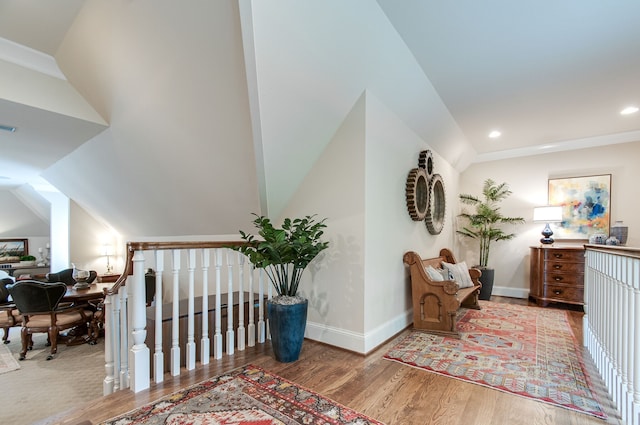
top-left (20, 327), bottom-right (28, 360)
top-left (47, 326), bottom-right (59, 360)
top-left (88, 318), bottom-right (99, 345)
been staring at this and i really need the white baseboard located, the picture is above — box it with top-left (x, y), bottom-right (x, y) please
top-left (305, 310), bottom-right (412, 354)
top-left (305, 288), bottom-right (528, 354)
top-left (491, 285), bottom-right (529, 299)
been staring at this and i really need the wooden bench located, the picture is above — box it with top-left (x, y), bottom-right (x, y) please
top-left (403, 249), bottom-right (482, 336)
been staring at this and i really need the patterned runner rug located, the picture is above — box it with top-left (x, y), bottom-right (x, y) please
top-left (100, 364), bottom-right (384, 424)
top-left (0, 341), bottom-right (20, 375)
top-left (384, 301), bottom-right (606, 419)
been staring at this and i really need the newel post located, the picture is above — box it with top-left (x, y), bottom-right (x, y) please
top-left (129, 249), bottom-right (150, 392)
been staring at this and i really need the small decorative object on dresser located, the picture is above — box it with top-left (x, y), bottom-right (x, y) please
top-left (529, 245), bottom-right (585, 307)
top-left (610, 220), bottom-right (628, 245)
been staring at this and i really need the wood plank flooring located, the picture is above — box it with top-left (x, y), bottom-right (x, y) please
top-left (45, 297), bottom-right (622, 425)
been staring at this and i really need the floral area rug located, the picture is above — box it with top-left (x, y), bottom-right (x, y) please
top-left (100, 364), bottom-right (384, 425)
top-left (383, 301), bottom-right (606, 419)
top-left (0, 341), bottom-right (20, 375)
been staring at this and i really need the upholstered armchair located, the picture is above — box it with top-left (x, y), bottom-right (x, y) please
top-left (46, 268), bottom-right (97, 285)
top-left (7, 280), bottom-right (95, 360)
top-left (0, 277), bottom-right (21, 344)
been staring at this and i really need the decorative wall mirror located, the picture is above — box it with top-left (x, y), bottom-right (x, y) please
top-left (425, 174), bottom-right (445, 235)
top-left (405, 150), bottom-right (446, 234)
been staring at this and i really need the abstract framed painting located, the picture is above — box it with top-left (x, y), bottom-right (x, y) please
top-left (0, 238), bottom-right (29, 263)
top-left (548, 174), bottom-right (611, 240)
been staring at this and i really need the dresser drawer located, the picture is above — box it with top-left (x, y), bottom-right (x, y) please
top-left (543, 261), bottom-right (584, 274)
top-left (543, 284), bottom-right (584, 303)
top-left (543, 272), bottom-right (583, 286)
top-left (544, 249), bottom-right (584, 263)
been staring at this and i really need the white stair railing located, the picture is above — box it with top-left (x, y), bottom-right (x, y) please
top-left (101, 240), bottom-right (268, 395)
top-left (584, 245), bottom-right (640, 425)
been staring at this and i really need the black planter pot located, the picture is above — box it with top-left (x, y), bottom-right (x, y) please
top-left (478, 267), bottom-right (495, 300)
top-left (267, 298), bottom-right (308, 363)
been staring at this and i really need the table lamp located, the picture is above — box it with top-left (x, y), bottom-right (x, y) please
top-left (533, 206), bottom-right (563, 245)
top-left (103, 244), bottom-right (114, 274)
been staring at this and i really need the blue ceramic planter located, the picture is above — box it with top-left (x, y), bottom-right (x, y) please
top-left (267, 299), bottom-right (308, 363)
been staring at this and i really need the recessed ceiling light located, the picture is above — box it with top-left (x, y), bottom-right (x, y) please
top-left (0, 124), bottom-right (16, 132)
top-left (488, 130), bottom-right (501, 138)
top-left (620, 106), bottom-right (639, 115)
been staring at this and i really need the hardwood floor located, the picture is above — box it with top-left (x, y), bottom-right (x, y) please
top-left (46, 297), bottom-right (621, 425)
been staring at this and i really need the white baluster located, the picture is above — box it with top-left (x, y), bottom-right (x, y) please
top-left (119, 281), bottom-right (128, 389)
top-left (154, 251), bottom-right (164, 383)
top-left (237, 253), bottom-right (246, 351)
top-left (226, 250), bottom-right (235, 355)
top-left (247, 263), bottom-right (256, 347)
top-left (186, 249), bottom-right (196, 370)
top-left (170, 250), bottom-right (181, 376)
top-left (266, 277), bottom-right (272, 340)
top-left (103, 293), bottom-right (115, 395)
top-left (258, 269), bottom-right (266, 343)
top-left (129, 249), bottom-right (150, 392)
top-left (632, 257), bottom-right (640, 425)
top-left (213, 249), bottom-right (223, 359)
top-left (201, 248), bottom-right (210, 365)
top-left (112, 288), bottom-right (121, 392)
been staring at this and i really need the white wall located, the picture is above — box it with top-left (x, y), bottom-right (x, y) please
top-left (248, 0), bottom-right (475, 219)
top-left (48, 0), bottom-right (260, 238)
top-left (0, 189), bottom-right (50, 265)
top-left (279, 93), bottom-right (367, 351)
top-left (458, 140), bottom-right (640, 298)
top-left (278, 90), bottom-right (462, 354)
top-left (364, 93), bottom-right (460, 352)
top-left (69, 201), bottom-right (121, 275)
top-left (0, 190), bottom-right (49, 239)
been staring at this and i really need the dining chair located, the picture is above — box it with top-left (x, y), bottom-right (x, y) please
top-left (7, 280), bottom-right (96, 360)
top-left (0, 277), bottom-right (21, 344)
top-left (46, 268), bottom-right (97, 285)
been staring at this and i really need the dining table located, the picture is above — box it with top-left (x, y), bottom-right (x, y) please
top-left (63, 281), bottom-right (112, 303)
top-left (61, 282), bottom-right (112, 345)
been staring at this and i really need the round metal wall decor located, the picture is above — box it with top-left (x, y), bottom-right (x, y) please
top-left (425, 173), bottom-right (446, 235)
top-left (405, 167), bottom-right (429, 221)
top-left (419, 149), bottom-right (435, 180)
top-left (405, 149), bottom-right (446, 234)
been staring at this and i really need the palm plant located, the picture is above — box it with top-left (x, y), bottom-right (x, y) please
top-left (233, 214), bottom-right (329, 297)
top-left (457, 179), bottom-right (524, 268)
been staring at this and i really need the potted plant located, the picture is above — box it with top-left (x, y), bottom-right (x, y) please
top-left (19, 255), bottom-right (37, 266)
top-left (233, 214), bottom-right (329, 362)
top-left (457, 179), bottom-right (524, 300)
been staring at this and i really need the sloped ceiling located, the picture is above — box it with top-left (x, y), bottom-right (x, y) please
top-left (1, 0), bottom-right (640, 236)
top-left (377, 0), bottom-right (640, 160)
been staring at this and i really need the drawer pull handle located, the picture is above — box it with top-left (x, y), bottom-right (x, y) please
top-left (554, 290), bottom-right (562, 295)
top-left (553, 265), bottom-right (562, 269)
top-left (554, 254), bottom-right (563, 258)
top-left (554, 276), bottom-right (563, 281)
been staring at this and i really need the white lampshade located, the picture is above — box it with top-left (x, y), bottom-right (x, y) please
top-left (533, 206), bottom-right (563, 223)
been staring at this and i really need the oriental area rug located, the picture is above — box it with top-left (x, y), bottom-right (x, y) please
top-left (100, 364), bottom-right (384, 425)
top-left (384, 301), bottom-right (606, 420)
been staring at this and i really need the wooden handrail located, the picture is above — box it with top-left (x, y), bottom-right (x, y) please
top-left (103, 240), bottom-right (249, 296)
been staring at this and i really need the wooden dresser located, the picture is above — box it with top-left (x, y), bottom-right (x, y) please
top-left (529, 245), bottom-right (585, 307)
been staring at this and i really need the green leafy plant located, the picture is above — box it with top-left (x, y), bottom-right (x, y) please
top-left (233, 214), bottom-right (329, 297)
top-left (457, 179), bottom-right (524, 268)
top-left (20, 255), bottom-right (36, 261)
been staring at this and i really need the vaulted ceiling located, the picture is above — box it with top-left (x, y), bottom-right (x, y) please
top-left (1, 0), bottom-right (639, 234)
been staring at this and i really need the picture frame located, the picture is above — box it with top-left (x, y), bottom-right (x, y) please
top-left (548, 174), bottom-right (611, 240)
top-left (0, 238), bottom-right (29, 263)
